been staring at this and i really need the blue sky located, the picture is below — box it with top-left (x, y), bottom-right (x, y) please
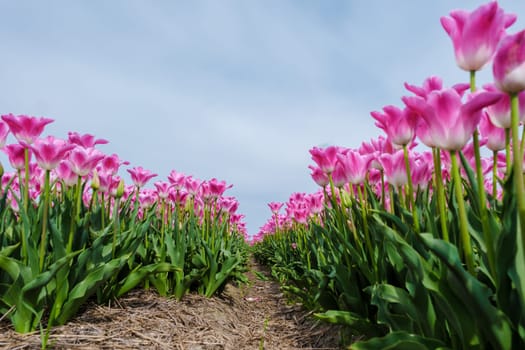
top-left (0, 1), bottom-right (524, 235)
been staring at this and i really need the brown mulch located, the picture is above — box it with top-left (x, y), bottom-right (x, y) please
top-left (0, 259), bottom-right (344, 349)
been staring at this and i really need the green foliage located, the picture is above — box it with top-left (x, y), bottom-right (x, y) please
top-left (254, 159), bottom-right (525, 349)
top-left (0, 179), bottom-right (249, 338)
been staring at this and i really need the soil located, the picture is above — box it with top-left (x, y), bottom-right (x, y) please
top-left (0, 258), bottom-right (344, 349)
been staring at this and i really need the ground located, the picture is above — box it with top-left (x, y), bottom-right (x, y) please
top-left (0, 259), bottom-right (343, 349)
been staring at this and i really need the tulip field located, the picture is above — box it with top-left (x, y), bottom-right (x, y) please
top-left (2, 1), bottom-right (525, 349)
top-left (253, 2), bottom-right (525, 350)
top-left (0, 115), bottom-right (249, 347)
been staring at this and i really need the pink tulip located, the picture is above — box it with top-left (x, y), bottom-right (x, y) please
top-left (405, 76), bottom-right (470, 99)
top-left (108, 175), bottom-right (123, 197)
top-left (169, 189), bottom-right (188, 207)
top-left (309, 146), bottom-right (339, 174)
top-left (404, 76), bottom-right (444, 98)
top-left (4, 143), bottom-right (30, 170)
top-left (331, 162), bottom-right (347, 188)
top-left (479, 112), bottom-right (506, 151)
top-left (207, 178), bottom-right (232, 198)
top-left (68, 131), bottom-right (109, 148)
top-left (379, 149), bottom-right (409, 187)
top-left (292, 208), bottom-right (308, 224)
top-left (483, 84), bottom-right (525, 128)
top-left (127, 166), bottom-right (157, 188)
top-left (184, 176), bottom-right (201, 196)
top-left (359, 136), bottom-right (395, 170)
top-left (97, 153), bottom-right (129, 176)
top-left (30, 136), bottom-right (75, 171)
top-left (1, 114), bottom-right (54, 145)
top-left (308, 165), bottom-right (329, 187)
top-left (371, 105), bottom-right (417, 147)
top-left (402, 89), bottom-right (501, 151)
top-left (220, 196), bottom-right (239, 215)
top-left (493, 30), bottom-right (525, 93)
top-left (96, 170), bottom-right (112, 193)
top-left (268, 202), bottom-right (284, 214)
top-left (337, 149), bottom-right (372, 185)
top-left (441, 1), bottom-right (516, 71)
top-left (412, 152), bottom-right (433, 190)
top-left (54, 160), bottom-right (78, 187)
top-left (307, 192), bottom-right (324, 214)
top-left (139, 189), bottom-right (158, 210)
top-left (168, 170), bottom-right (186, 190)
top-left (154, 181), bottom-right (171, 199)
top-left (68, 147), bottom-right (105, 177)
top-left (0, 121), bottom-right (10, 148)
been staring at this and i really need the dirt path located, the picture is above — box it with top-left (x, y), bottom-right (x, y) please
top-left (0, 258), bottom-right (343, 350)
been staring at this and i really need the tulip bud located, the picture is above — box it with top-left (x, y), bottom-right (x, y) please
top-left (115, 179), bottom-right (125, 199)
top-left (91, 170), bottom-right (100, 191)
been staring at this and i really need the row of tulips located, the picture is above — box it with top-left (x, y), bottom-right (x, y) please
top-left (254, 2), bottom-right (525, 349)
top-left (0, 114), bottom-right (249, 344)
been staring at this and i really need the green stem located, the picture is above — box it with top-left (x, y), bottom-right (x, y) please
top-left (433, 147), bottom-right (449, 242)
top-left (473, 129), bottom-right (495, 278)
top-left (39, 170), bottom-right (50, 272)
top-left (471, 70), bottom-right (496, 279)
top-left (160, 199), bottom-right (166, 251)
top-left (521, 122), bottom-right (525, 158)
top-left (506, 128), bottom-right (512, 178)
top-left (380, 169), bottom-right (386, 210)
top-left (450, 150), bottom-right (475, 275)
top-left (23, 147), bottom-right (29, 214)
top-left (510, 93), bottom-right (525, 272)
top-left (112, 197), bottom-right (121, 259)
top-left (16, 169), bottom-right (28, 264)
top-left (358, 185), bottom-right (376, 281)
top-left (403, 145), bottom-right (419, 232)
top-left (469, 70), bottom-right (476, 92)
top-left (67, 176), bottom-right (82, 253)
top-left (492, 150), bottom-right (498, 200)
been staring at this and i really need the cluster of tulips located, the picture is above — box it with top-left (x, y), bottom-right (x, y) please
top-left (0, 114), bottom-right (248, 345)
top-left (254, 2), bottom-right (525, 349)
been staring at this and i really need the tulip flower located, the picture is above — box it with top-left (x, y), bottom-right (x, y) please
top-left (54, 160), bottom-right (79, 187)
top-left (1, 114), bottom-right (54, 145)
top-left (493, 30), bottom-right (525, 94)
top-left (379, 149), bottom-right (409, 188)
top-left (403, 89), bottom-right (501, 151)
top-left (4, 143), bottom-right (30, 170)
top-left (127, 166), bottom-right (158, 188)
top-left (441, 1), bottom-right (516, 71)
top-left (168, 170), bottom-right (186, 190)
top-left (268, 202), bottom-right (284, 214)
top-left (307, 192), bottom-right (324, 215)
top-left (479, 112), bottom-right (506, 152)
top-left (31, 136), bottom-right (75, 171)
top-left (331, 162), bottom-right (347, 188)
top-left (68, 131), bottom-right (109, 148)
top-left (404, 76), bottom-right (444, 98)
top-left (482, 84), bottom-right (525, 129)
top-left (154, 181), bottom-right (171, 200)
top-left (309, 146), bottom-right (339, 174)
top-left (309, 165), bottom-right (329, 187)
top-left (0, 121), bottom-right (10, 148)
top-left (68, 147), bottom-right (105, 177)
top-left (207, 178), bottom-right (232, 198)
top-left (184, 176), bottom-right (201, 196)
top-left (337, 149), bottom-right (372, 185)
top-left (97, 153), bottom-right (129, 176)
top-left (371, 106), bottom-right (417, 147)
top-left (405, 76), bottom-right (470, 100)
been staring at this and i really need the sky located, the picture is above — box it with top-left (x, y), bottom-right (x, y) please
top-left (0, 1), bottom-right (524, 235)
